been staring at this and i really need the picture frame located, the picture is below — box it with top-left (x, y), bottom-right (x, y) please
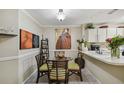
top-left (20, 29), bottom-right (39, 49)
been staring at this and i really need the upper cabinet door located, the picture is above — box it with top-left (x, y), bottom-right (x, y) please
top-left (116, 28), bottom-right (124, 36)
top-left (107, 28), bottom-right (117, 38)
top-left (87, 29), bottom-right (97, 42)
top-left (97, 28), bottom-right (107, 42)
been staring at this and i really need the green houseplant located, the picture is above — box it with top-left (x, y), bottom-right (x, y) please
top-left (85, 23), bottom-right (95, 30)
top-left (106, 36), bottom-right (124, 58)
top-left (77, 39), bottom-right (84, 50)
top-left (77, 39), bottom-right (88, 51)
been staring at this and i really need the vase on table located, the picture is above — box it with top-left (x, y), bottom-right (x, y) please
top-left (111, 47), bottom-right (120, 58)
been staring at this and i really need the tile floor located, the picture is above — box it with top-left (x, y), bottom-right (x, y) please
top-left (25, 68), bottom-right (100, 84)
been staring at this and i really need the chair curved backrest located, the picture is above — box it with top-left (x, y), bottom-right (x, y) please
top-left (47, 59), bottom-right (68, 84)
top-left (35, 54), bottom-right (48, 83)
top-left (35, 54), bottom-right (42, 68)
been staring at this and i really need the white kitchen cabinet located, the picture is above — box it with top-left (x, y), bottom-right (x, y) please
top-left (107, 28), bottom-right (116, 38)
top-left (86, 29), bottom-right (97, 42)
top-left (97, 28), bottom-right (107, 42)
top-left (116, 28), bottom-right (124, 36)
top-left (84, 27), bottom-right (123, 43)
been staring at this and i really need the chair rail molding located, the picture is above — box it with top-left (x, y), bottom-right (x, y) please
top-left (0, 50), bottom-right (39, 62)
top-left (0, 56), bottom-right (18, 62)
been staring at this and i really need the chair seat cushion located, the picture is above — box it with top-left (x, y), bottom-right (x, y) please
top-left (39, 63), bottom-right (48, 71)
top-left (68, 62), bottom-right (79, 70)
top-left (50, 68), bottom-right (66, 80)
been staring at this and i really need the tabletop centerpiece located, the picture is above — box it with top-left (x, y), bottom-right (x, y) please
top-left (106, 36), bottom-right (124, 58)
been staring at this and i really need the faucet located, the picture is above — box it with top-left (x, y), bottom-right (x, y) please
top-left (95, 48), bottom-right (103, 54)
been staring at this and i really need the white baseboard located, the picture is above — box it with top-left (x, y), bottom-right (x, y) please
top-left (22, 69), bottom-right (37, 84)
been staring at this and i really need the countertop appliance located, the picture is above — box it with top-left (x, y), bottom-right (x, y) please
top-left (90, 44), bottom-right (100, 51)
top-left (122, 51), bottom-right (124, 56)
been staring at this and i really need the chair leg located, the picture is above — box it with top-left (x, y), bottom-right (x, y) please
top-left (65, 78), bottom-right (68, 84)
top-left (79, 71), bottom-right (83, 81)
top-left (49, 80), bottom-right (52, 84)
top-left (65, 79), bottom-right (68, 84)
top-left (36, 72), bottom-right (40, 83)
top-left (64, 81), bottom-right (66, 84)
top-left (66, 73), bottom-right (69, 84)
top-left (66, 78), bottom-right (68, 84)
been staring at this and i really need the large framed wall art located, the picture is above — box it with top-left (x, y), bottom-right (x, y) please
top-left (32, 34), bottom-right (39, 48)
top-left (20, 29), bottom-right (39, 49)
top-left (55, 28), bottom-right (71, 49)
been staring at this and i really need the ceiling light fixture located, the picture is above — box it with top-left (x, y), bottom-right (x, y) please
top-left (57, 9), bottom-right (66, 22)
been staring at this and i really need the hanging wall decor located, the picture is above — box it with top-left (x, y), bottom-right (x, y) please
top-left (32, 34), bottom-right (39, 48)
top-left (20, 29), bottom-right (39, 49)
top-left (55, 28), bottom-right (71, 49)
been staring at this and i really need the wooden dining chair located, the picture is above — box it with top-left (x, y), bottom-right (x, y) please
top-left (35, 54), bottom-right (48, 83)
top-left (47, 59), bottom-right (68, 84)
top-left (68, 58), bottom-right (83, 81)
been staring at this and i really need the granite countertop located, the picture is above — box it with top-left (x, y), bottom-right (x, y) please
top-left (81, 51), bottom-right (124, 66)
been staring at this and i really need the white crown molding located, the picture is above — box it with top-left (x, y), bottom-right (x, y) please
top-left (42, 25), bottom-right (81, 28)
top-left (19, 10), bottom-right (82, 28)
top-left (19, 10), bottom-right (80, 28)
top-left (19, 9), bottom-right (43, 28)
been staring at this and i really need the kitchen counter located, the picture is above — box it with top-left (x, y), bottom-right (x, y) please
top-left (81, 51), bottom-right (124, 66)
top-left (81, 50), bottom-right (124, 84)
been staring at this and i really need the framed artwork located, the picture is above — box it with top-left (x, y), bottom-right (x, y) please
top-left (32, 34), bottom-right (39, 48)
top-left (55, 28), bottom-right (71, 49)
top-left (20, 29), bottom-right (33, 49)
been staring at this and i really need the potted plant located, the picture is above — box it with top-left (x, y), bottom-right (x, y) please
top-left (77, 39), bottom-right (88, 51)
top-left (85, 23), bottom-right (95, 30)
top-left (106, 36), bottom-right (124, 58)
top-left (77, 38), bottom-right (84, 50)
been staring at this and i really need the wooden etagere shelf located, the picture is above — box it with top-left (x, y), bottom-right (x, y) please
top-left (40, 38), bottom-right (49, 64)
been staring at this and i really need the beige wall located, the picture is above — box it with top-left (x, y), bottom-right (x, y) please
top-left (0, 9), bottom-right (19, 57)
top-left (43, 26), bottom-right (82, 58)
top-left (0, 59), bottom-right (18, 84)
top-left (0, 9), bottom-right (19, 83)
top-left (2, 10), bottom-right (123, 84)
top-left (18, 10), bottom-right (42, 83)
top-left (0, 9), bottom-right (43, 83)
top-left (19, 10), bottom-right (42, 55)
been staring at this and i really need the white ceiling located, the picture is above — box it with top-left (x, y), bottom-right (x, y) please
top-left (25, 9), bottom-right (124, 26)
